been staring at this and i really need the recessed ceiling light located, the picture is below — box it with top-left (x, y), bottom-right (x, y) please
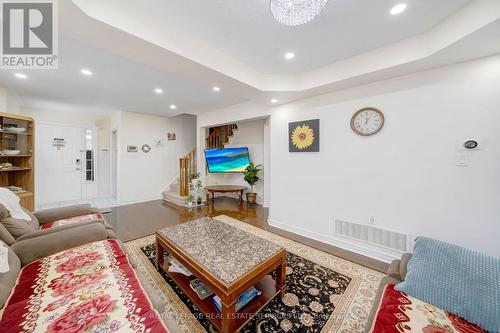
top-left (170, 104), bottom-right (177, 110)
top-left (81, 69), bottom-right (93, 76)
top-left (284, 52), bottom-right (295, 60)
top-left (213, 86), bottom-right (221, 92)
top-left (270, 99), bottom-right (278, 104)
top-left (154, 88), bottom-right (163, 94)
top-left (390, 3), bottom-right (407, 15)
top-left (14, 73), bottom-right (27, 79)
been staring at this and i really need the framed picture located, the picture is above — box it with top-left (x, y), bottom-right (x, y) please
top-left (127, 145), bottom-right (138, 153)
top-left (168, 132), bottom-right (176, 141)
top-left (289, 119), bottom-right (320, 152)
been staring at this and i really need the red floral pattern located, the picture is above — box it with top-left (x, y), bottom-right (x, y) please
top-left (447, 313), bottom-right (486, 333)
top-left (40, 213), bottom-right (106, 230)
top-left (46, 294), bottom-right (117, 333)
top-left (369, 285), bottom-right (488, 333)
top-left (48, 271), bottom-right (106, 296)
top-left (44, 293), bottom-right (75, 312)
top-left (55, 252), bottom-right (102, 273)
top-left (0, 240), bottom-right (168, 333)
top-left (422, 325), bottom-right (450, 333)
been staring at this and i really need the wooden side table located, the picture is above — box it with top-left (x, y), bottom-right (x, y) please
top-left (205, 185), bottom-right (247, 204)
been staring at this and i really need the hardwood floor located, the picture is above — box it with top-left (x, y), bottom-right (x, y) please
top-left (104, 197), bottom-right (388, 273)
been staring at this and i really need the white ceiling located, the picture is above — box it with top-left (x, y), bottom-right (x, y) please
top-left (122, 0), bottom-right (472, 75)
top-left (1, 0), bottom-right (499, 117)
top-left (0, 38), bottom-right (244, 116)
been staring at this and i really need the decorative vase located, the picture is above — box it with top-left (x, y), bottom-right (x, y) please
top-left (246, 192), bottom-right (257, 204)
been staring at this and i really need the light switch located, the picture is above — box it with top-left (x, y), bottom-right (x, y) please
top-left (456, 151), bottom-right (469, 167)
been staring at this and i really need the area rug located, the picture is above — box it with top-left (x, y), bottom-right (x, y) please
top-left (124, 215), bottom-right (384, 333)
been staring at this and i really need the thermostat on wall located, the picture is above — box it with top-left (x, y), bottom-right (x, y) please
top-left (464, 140), bottom-right (478, 149)
top-left (457, 139), bottom-right (481, 151)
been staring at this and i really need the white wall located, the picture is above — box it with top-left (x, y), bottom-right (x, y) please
top-left (5, 90), bottom-right (22, 115)
top-left (96, 117), bottom-right (112, 198)
top-left (205, 119), bottom-right (267, 204)
top-left (118, 111), bottom-right (196, 204)
top-left (19, 107), bottom-right (196, 206)
top-left (196, 55), bottom-right (500, 261)
top-left (20, 108), bottom-right (104, 127)
top-left (0, 88), bottom-right (5, 112)
top-left (0, 87), bottom-right (22, 115)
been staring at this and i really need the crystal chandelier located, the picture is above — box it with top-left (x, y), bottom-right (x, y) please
top-left (270, 0), bottom-right (329, 26)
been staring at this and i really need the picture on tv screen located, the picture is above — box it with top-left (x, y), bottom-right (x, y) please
top-left (205, 147), bottom-right (251, 173)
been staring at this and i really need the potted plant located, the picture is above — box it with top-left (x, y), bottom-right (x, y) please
top-left (243, 162), bottom-right (262, 204)
top-left (191, 172), bottom-right (200, 187)
top-left (187, 193), bottom-right (195, 207)
top-left (197, 195), bottom-right (203, 205)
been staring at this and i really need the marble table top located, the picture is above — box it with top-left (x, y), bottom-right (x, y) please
top-left (158, 217), bottom-right (283, 284)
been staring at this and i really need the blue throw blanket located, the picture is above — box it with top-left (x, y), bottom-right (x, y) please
top-left (396, 237), bottom-right (500, 333)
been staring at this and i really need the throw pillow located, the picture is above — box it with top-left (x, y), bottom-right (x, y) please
top-left (396, 237), bottom-right (500, 333)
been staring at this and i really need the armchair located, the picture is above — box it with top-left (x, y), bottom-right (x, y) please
top-left (0, 203), bottom-right (115, 246)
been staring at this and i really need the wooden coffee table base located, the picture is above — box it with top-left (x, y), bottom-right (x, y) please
top-left (156, 233), bottom-right (286, 333)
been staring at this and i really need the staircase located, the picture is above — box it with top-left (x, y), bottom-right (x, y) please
top-left (205, 124), bottom-right (238, 149)
top-left (162, 147), bottom-right (197, 206)
top-left (162, 177), bottom-right (188, 206)
top-left (162, 124), bottom-right (239, 206)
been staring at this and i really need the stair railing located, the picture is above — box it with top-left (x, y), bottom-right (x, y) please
top-left (205, 124), bottom-right (238, 149)
top-left (179, 147), bottom-right (196, 196)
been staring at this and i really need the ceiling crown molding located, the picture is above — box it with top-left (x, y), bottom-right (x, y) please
top-left (65, 0), bottom-right (500, 109)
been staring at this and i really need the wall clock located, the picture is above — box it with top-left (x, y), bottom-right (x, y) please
top-left (350, 107), bottom-right (384, 136)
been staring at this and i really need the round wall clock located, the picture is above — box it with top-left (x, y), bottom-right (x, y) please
top-left (350, 107), bottom-right (385, 136)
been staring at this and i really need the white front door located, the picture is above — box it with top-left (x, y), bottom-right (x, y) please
top-left (37, 123), bottom-right (84, 208)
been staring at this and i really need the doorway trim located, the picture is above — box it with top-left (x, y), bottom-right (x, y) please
top-left (111, 128), bottom-right (119, 201)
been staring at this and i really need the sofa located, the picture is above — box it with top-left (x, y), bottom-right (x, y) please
top-left (365, 252), bottom-right (492, 333)
top-left (365, 253), bottom-right (412, 332)
top-left (0, 222), bottom-right (170, 332)
top-left (0, 204), bottom-right (115, 246)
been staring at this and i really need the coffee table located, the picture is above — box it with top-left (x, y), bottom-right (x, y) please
top-left (155, 217), bottom-right (286, 333)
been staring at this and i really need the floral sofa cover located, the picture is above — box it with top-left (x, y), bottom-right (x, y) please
top-left (39, 213), bottom-right (106, 230)
top-left (368, 284), bottom-right (488, 333)
top-left (0, 239), bottom-right (168, 333)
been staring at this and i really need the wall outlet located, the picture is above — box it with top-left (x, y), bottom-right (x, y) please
top-left (369, 216), bottom-right (375, 225)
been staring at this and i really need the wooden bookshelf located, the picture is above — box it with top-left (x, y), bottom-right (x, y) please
top-left (0, 113), bottom-right (34, 211)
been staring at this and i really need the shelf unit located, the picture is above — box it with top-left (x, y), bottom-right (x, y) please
top-left (160, 263), bottom-right (279, 332)
top-left (0, 113), bottom-right (35, 211)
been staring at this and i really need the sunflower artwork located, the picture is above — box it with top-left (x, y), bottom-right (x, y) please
top-left (289, 119), bottom-right (320, 152)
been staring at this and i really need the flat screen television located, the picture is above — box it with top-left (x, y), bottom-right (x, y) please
top-left (205, 147), bottom-right (251, 173)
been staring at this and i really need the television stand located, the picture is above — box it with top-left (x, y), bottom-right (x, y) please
top-left (205, 185), bottom-right (247, 204)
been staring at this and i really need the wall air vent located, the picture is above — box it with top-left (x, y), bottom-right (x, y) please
top-left (334, 218), bottom-right (410, 252)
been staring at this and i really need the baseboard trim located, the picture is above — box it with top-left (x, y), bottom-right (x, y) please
top-left (117, 196), bottom-right (163, 207)
top-left (268, 218), bottom-right (404, 265)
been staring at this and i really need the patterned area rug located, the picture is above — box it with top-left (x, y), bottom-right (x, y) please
top-left (124, 215), bottom-right (384, 333)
